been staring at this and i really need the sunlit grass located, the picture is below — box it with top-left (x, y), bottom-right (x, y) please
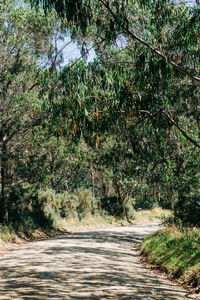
top-left (133, 207), bottom-right (172, 224)
top-left (140, 226), bottom-right (200, 291)
top-left (61, 208), bottom-right (171, 232)
top-left (60, 215), bottom-right (122, 232)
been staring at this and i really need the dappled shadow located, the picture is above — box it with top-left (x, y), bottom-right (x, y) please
top-left (0, 225), bottom-right (195, 299)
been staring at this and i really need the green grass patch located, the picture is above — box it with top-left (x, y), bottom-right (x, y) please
top-left (140, 226), bottom-right (200, 291)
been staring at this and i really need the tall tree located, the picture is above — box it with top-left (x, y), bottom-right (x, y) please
top-left (0, 0), bottom-right (69, 222)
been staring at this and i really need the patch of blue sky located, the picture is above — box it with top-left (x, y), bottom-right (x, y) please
top-left (59, 36), bottom-right (96, 66)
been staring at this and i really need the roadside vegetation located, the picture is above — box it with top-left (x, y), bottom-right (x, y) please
top-left (141, 226), bottom-right (200, 293)
top-left (0, 0), bottom-right (199, 292)
top-left (0, 181), bottom-right (170, 244)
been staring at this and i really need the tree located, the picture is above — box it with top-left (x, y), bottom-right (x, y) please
top-left (2, 0), bottom-right (198, 226)
top-left (0, 0), bottom-right (69, 222)
top-left (31, 0), bottom-right (200, 83)
top-left (57, 42), bottom-right (199, 223)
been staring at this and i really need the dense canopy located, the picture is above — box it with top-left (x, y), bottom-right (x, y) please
top-left (0, 0), bottom-right (199, 226)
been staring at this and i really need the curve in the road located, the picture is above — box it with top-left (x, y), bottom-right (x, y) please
top-left (0, 224), bottom-right (196, 299)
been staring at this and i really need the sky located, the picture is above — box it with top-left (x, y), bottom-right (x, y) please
top-left (60, 0), bottom-right (198, 66)
top-left (59, 37), bottom-right (96, 67)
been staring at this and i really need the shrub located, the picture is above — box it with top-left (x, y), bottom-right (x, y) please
top-left (38, 189), bottom-right (62, 226)
top-left (173, 194), bottom-right (200, 227)
top-left (134, 195), bottom-right (158, 210)
top-left (100, 196), bottom-right (123, 217)
top-left (38, 188), bottom-right (99, 222)
top-left (75, 189), bottom-right (99, 220)
top-left (7, 183), bottom-right (52, 230)
top-left (59, 192), bottom-right (79, 219)
top-left (100, 195), bottom-right (135, 220)
top-left (124, 197), bottom-right (136, 221)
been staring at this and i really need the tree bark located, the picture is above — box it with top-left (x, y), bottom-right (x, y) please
top-left (113, 179), bottom-right (130, 221)
top-left (90, 167), bottom-right (95, 197)
top-left (0, 138), bottom-right (8, 223)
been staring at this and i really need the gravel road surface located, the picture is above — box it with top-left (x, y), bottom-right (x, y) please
top-left (0, 223), bottom-right (196, 299)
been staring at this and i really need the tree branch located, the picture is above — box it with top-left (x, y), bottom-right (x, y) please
top-left (99, 0), bottom-right (200, 84)
top-left (139, 109), bottom-right (200, 149)
top-left (161, 110), bottom-right (200, 149)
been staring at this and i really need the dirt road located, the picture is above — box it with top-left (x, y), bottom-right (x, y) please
top-left (0, 223), bottom-right (196, 299)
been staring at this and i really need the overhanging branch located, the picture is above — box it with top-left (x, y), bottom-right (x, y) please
top-left (99, 0), bottom-right (200, 84)
top-left (139, 109), bottom-right (200, 149)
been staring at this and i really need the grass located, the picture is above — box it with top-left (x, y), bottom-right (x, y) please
top-left (140, 226), bottom-right (200, 292)
top-left (56, 207), bottom-right (171, 232)
top-left (133, 207), bottom-right (171, 224)
top-left (59, 215), bottom-right (119, 232)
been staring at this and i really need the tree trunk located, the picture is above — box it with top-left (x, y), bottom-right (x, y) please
top-left (169, 190), bottom-right (174, 210)
top-left (0, 138), bottom-right (8, 223)
top-left (113, 179), bottom-right (129, 221)
top-left (90, 167), bottom-right (95, 197)
top-left (174, 155), bottom-right (185, 221)
top-left (115, 182), bottom-right (123, 204)
top-left (101, 178), bottom-right (107, 197)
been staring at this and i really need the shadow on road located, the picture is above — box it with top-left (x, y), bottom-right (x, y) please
top-left (0, 225), bottom-right (195, 299)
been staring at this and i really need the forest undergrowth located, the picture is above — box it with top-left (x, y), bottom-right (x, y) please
top-left (0, 183), bottom-right (170, 248)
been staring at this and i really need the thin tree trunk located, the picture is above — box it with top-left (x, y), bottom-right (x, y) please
top-left (114, 179), bottom-right (129, 221)
top-left (1, 139), bottom-right (8, 223)
top-left (101, 178), bottom-right (107, 197)
top-left (90, 167), bottom-right (95, 197)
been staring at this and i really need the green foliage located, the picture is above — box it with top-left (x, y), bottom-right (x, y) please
top-left (1, 0), bottom-right (200, 228)
top-left (0, 0), bottom-right (74, 222)
top-left (38, 188), bottom-right (99, 222)
top-left (100, 196), bottom-right (123, 218)
top-left (124, 197), bottom-right (136, 221)
top-left (75, 189), bottom-right (98, 220)
top-left (141, 227), bottom-right (200, 290)
top-left (7, 184), bottom-right (53, 230)
top-left (135, 196), bottom-right (156, 210)
top-left (100, 195), bottom-right (135, 220)
top-left (173, 194), bottom-right (200, 227)
top-left (0, 224), bottom-right (17, 243)
top-left (2, 184), bottom-right (101, 230)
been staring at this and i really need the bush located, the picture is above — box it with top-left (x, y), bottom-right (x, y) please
top-left (75, 189), bottom-right (99, 220)
top-left (5, 184), bottom-right (135, 230)
top-left (124, 197), bottom-right (136, 221)
top-left (59, 192), bottom-right (79, 219)
top-left (173, 194), bottom-right (200, 227)
top-left (38, 188), bottom-right (64, 226)
top-left (135, 195), bottom-right (157, 210)
top-left (38, 188), bottom-right (99, 222)
top-left (100, 196), bottom-right (123, 217)
top-left (7, 183), bottom-right (53, 230)
top-left (100, 195), bottom-right (135, 220)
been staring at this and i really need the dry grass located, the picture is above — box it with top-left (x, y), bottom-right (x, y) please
top-left (61, 208), bottom-right (171, 232)
top-left (60, 215), bottom-right (123, 232)
top-left (133, 207), bottom-right (172, 224)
